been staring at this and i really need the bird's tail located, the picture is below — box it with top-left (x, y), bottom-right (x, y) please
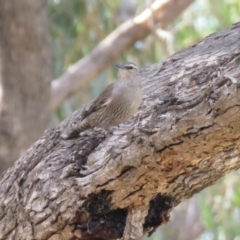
top-left (61, 119), bottom-right (91, 139)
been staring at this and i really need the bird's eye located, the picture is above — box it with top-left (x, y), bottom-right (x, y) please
top-left (126, 66), bottom-right (133, 70)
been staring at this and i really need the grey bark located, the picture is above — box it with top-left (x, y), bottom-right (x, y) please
top-left (1, 22), bottom-right (240, 240)
top-left (0, 0), bottom-right (52, 174)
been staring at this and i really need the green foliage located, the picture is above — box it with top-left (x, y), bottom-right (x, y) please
top-left (47, 0), bottom-right (240, 239)
top-left (198, 172), bottom-right (240, 240)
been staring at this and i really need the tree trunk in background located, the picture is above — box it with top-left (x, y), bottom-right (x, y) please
top-left (0, 22), bottom-right (240, 240)
top-left (0, 0), bottom-right (52, 175)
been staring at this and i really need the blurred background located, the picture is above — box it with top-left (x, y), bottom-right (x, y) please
top-left (0, 0), bottom-right (240, 239)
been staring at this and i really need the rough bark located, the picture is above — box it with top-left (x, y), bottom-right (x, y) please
top-left (0, 0), bottom-right (52, 174)
top-left (51, 0), bottom-right (194, 110)
top-left (1, 22), bottom-right (240, 240)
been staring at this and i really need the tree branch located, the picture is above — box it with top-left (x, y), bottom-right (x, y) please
top-left (51, 0), bottom-right (194, 110)
top-left (1, 22), bottom-right (240, 240)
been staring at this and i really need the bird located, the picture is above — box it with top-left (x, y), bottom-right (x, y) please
top-left (61, 62), bottom-right (142, 139)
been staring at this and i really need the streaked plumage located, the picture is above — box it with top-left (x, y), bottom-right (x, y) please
top-left (61, 62), bottom-right (142, 139)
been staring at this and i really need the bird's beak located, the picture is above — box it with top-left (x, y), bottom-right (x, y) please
top-left (116, 63), bottom-right (124, 69)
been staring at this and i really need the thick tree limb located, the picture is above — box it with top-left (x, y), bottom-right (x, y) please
top-left (1, 22), bottom-right (240, 240)
top-left (51, 0), bottom-right (194, 110)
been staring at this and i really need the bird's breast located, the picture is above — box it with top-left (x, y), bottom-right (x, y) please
top-left (122, 85), bottom-right (142, 112)
top-left (102, 84), bottom-right (142, 127)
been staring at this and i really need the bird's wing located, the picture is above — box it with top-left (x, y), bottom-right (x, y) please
top-left (81, 83), bottom-right (115, 119)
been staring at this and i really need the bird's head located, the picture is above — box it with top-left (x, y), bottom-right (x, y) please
top-left (116, 62), bottom-right (139, 80)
